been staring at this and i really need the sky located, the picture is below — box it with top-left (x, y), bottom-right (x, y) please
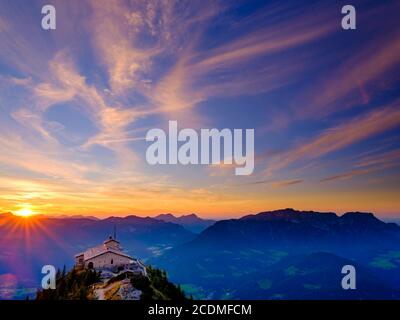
top-left (0, 0), bottom-right (399, 219)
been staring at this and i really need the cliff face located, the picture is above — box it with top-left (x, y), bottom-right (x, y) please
top-left (92, 277), bottom-right (142, 300)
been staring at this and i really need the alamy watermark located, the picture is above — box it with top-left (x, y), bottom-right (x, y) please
top-left (341, 264), bottom-right (356, 290)
top-left (341, 5), bottom-right (356, 30)
top-left (41, 265), bottom-right (56, 289)
top-left (41, 5), bottom-right (56, 30)
top-left (145, 121), bottom-right (255, 175)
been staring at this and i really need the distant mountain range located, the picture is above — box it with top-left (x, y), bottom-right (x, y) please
top-left (191, 209), bottom-right (400, 252)
top-left (1, 208), bottom-right (400, 300)
top-left (154, 213), bottom-right (216, 233)
top-left (150, 209), bottom-right (400, 299)
top-left (48, 214), bottom-right (100, 221)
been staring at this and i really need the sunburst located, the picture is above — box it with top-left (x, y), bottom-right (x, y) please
top-left (14, 207), bottom-right (35, 218)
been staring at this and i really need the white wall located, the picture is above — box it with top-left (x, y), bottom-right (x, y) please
top-left (86, 252), bottom-right (132, 269)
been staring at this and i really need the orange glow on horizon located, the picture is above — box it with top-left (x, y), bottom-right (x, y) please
top-left (1, 185), bottom-right (398, 220)
top-left (14, 207), bottom-right (36, 218)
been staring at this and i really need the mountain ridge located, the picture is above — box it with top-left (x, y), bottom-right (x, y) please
top-left (150, 208), bottom-right (400, 299)
top-left (154, 213), bottom-right (216, 233)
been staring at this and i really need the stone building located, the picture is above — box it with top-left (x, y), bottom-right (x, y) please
top-left (75, 236), bottom-right (134, 270)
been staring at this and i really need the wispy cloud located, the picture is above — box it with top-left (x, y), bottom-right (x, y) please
top-left (320, 169), bottom-right (375, 183)
top-left (320, 149), bottom-right (400, 182)
top-left (238, 178), bottom-right (303, 189)
top-left (292, 2), bottom-right (400, 119)
top-left (271, 179), bottom-right (303, 188)
top-left (299, 37), bottom-right (400, 118)
top-left (266, 102), bottom-right (400, 175)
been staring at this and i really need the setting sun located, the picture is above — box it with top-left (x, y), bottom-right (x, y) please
top-left (14, 208), bottom-right (35, 218)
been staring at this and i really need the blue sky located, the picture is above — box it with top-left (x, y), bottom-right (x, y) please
top-left (0, 0), bottom-right (399, 218)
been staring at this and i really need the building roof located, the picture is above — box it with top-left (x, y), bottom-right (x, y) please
top-left (83, 244), bottom-right (108, 260)
top-left (75, 236), bottom-right (132, 260)
top-left (87, 248), bottom-right (133, 261)
top-left (104, 236), bottom-right (120, 244)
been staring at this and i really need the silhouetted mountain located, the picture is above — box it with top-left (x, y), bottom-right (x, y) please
top-left (189, 209), bottom-right (400, 252)
top-left (155, 213), bottom-right (216, 233)
top-left (151, 209), bottom-right (400, 299)
top-left (49, 214), bottom-right (100, 221)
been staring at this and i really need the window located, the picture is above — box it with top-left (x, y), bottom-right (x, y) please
top-left (111, 259), bottom-right (113, 264)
